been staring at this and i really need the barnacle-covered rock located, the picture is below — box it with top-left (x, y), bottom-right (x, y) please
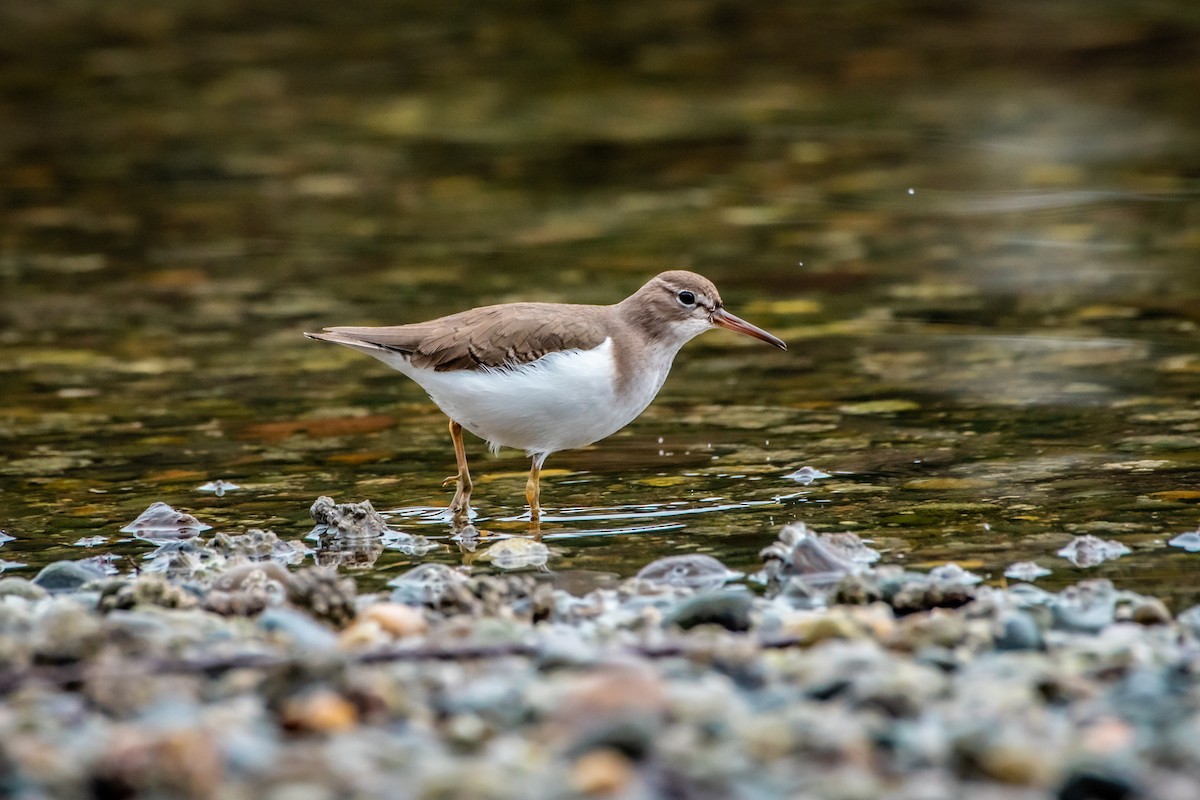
top-left (758, 523), bottom-right (877, 589)
top-left (287, 566), bottom-right (357, 628)
top-left (209, 529), bottom-right (308, 564)
top-left (204, 561), bottom-right (291, 617)
top-left (97, 575), bottom-right (198, 613)
top-left (309, 496), bottom-right (391, 539)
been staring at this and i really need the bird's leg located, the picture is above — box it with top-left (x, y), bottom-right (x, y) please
top-left (443, 419), bottom-right (473, 519)
top-left (525, 456), bottom-right (544, 524)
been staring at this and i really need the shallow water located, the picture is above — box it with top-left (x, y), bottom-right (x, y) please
top-left (1, 2), bottom-right (1198, 602)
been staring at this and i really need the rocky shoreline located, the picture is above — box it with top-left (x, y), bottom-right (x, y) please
top-left (1, 507), bottom-right (1198, 799)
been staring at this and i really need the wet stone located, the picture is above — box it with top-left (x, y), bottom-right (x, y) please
top-left (0, 576), bottom-right (49, 601)
top-left (1057, 535), bottom-right (1131, 567)
top-left (308, 495), bottom-right (391, 539)
top-left (120, 501), bottom-right (212, 544)
top-left (32, 559), bottom-right (109, 594)
top-left (759, 523), bottom-right (876, 588)
top-left (1131, 597), bottom-right (1172, 626)
top-left (783, 466), bottom-right (831, 485)
top-left (210, 529), bottom-right (309, 564)
top-left (388, 563), bottom-right (470, 607)
top-left (286, 567), bottom-right (357, 628)
top-left (1051, 580), bottom-right (1118, 633)
top-left (993, 611), bottom-right (1045, 652)
top-left (664, 590), bottom-right (754, 632)
top-left (1005, 561), bottom-right (1052, 581)
top-left (1167, 530), bottom-right (1200, 552)
top-left (197, 479), bottom-right (241, 496)
top-left (480, 537), bottom-right (550, 570)
top-left (927, 562), bottom-right (982, 586)
top-left (635, 554), bottom-right (737, 591)
top-left (97, 574), bottom-right (198, 613)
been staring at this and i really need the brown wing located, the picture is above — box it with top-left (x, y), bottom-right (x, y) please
top-left (320, 302), bottom-right (610, 371)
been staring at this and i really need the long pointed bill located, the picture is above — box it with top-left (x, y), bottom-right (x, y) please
top-left (712, 308), bottom-right (787, 350)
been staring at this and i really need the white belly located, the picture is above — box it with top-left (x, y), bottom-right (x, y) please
top-left (379, 338), bottom-right (671, 457)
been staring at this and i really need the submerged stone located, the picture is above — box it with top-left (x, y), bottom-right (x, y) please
top-left (783, 466), bottom-right (831, 485)
top-left (635, 554), bottom-right (737, 591)
top-left (308, 496), bottom-right (391, 539)
top-left (210, 529), bottom-right (309, 564)
top-left (388, 563), bottom-right (469, 606)
top-left (1167, 530), bottom-right (1200, 552)
top-left (197, 479), bottom-right (241, 497)
top-left (759, 523), bottom-right (878, 588)
top-left (480, 537), bottom-right (550, 570)
top-left (928, 563), bottom-right (982, 586)
top-left (1004, 561), bottom-right (1052, 581)
top-left (1057, 535), bottom-right (1130, 567)
top-left (121, 501), bottom-right (212, 544)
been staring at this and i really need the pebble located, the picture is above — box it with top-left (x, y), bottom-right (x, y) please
top-left (1004, 561), bottom-right (1052, 581)
top-left (665, 590), bottom-right (754, 632)
top-left (0, 520), bottom-right (1196, 799)
top-left (32, 559), bottom-right (109, 594)
top-left (0, 577), bottom-right (49, 601)
top-left (361, 602), bottom-right (428, 638)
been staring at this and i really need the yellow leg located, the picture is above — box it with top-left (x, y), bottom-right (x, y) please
top-left (443, 419), bottom-right (473, 519)
top-left (525, 458), bottom-right (542, 523)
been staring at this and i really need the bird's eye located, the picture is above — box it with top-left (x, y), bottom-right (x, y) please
top-left (677, 290), bottom-right (697, 307)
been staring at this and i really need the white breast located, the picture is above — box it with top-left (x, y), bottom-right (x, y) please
top-left (380, 338), bottom-right (675, 457)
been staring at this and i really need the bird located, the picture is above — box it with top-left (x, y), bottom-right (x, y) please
top-left (305, 270), bottom-right (786, 522)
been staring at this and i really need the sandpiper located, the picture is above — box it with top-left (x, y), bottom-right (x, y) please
top-left (306, 270), bottom-right (786, 521)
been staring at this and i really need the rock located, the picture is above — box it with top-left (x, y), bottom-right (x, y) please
top-left (278, 690), bottom-right (358, 733)
top-left (779, 609), bottom-right (869, 645)
top-left (1130, 597), bottom-right (1171, 626)
top-left (993, 611), bottom-right (1045, 651)
top-left (32, 559), bottom-right (109, 594)
top-left (361, 602), bottom-right (427, 638)
top-left (783, 466), bottom-right (831, 485)
top-left (120, 501), bottom-right (211, 543)
top-left (1004, 561), bottom-right (1052, 581)
top-left (634, 554), bottom-right (737, 591)
top-left (759, 523), bottom-right (875, 588)
top-left (479, 537), bottom-right (550, 570)
top-left (569, 748), bottom-right (637, 795)
top-left (214, 561), bottom-right (292, 592)
top-left (388, 563), bottom-right (469, 607)
top-left (928, 562), bottom-right (982, 586)
top-left (97, 575), bottom-right (198, 613)
top-left (1057, 535), bottom-right (1130, 567)
top-left (287, 567), bottom-right (357, 628)
top-left (361, 602), bottom-right (428, 638)
top-left (1052, 580), bottom-right (1118, 633)
top-left (32, 598), bottom-right (105, 663)
top-left (209, 529), bottom-right (308, 564)
top-left (1057, 766), bottom-right (1140, 800)
top-left (1167, 529), bottom-right (1200, 552)
top-left (0, 576), bottom-right (48, 601)
top-left (665, 590), bottom-right (754, 632)
top-left (308, 496), bottom-right (390, 539)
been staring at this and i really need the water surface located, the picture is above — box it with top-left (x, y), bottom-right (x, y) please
top-left (1, 1), bottom-right (1198, 602)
